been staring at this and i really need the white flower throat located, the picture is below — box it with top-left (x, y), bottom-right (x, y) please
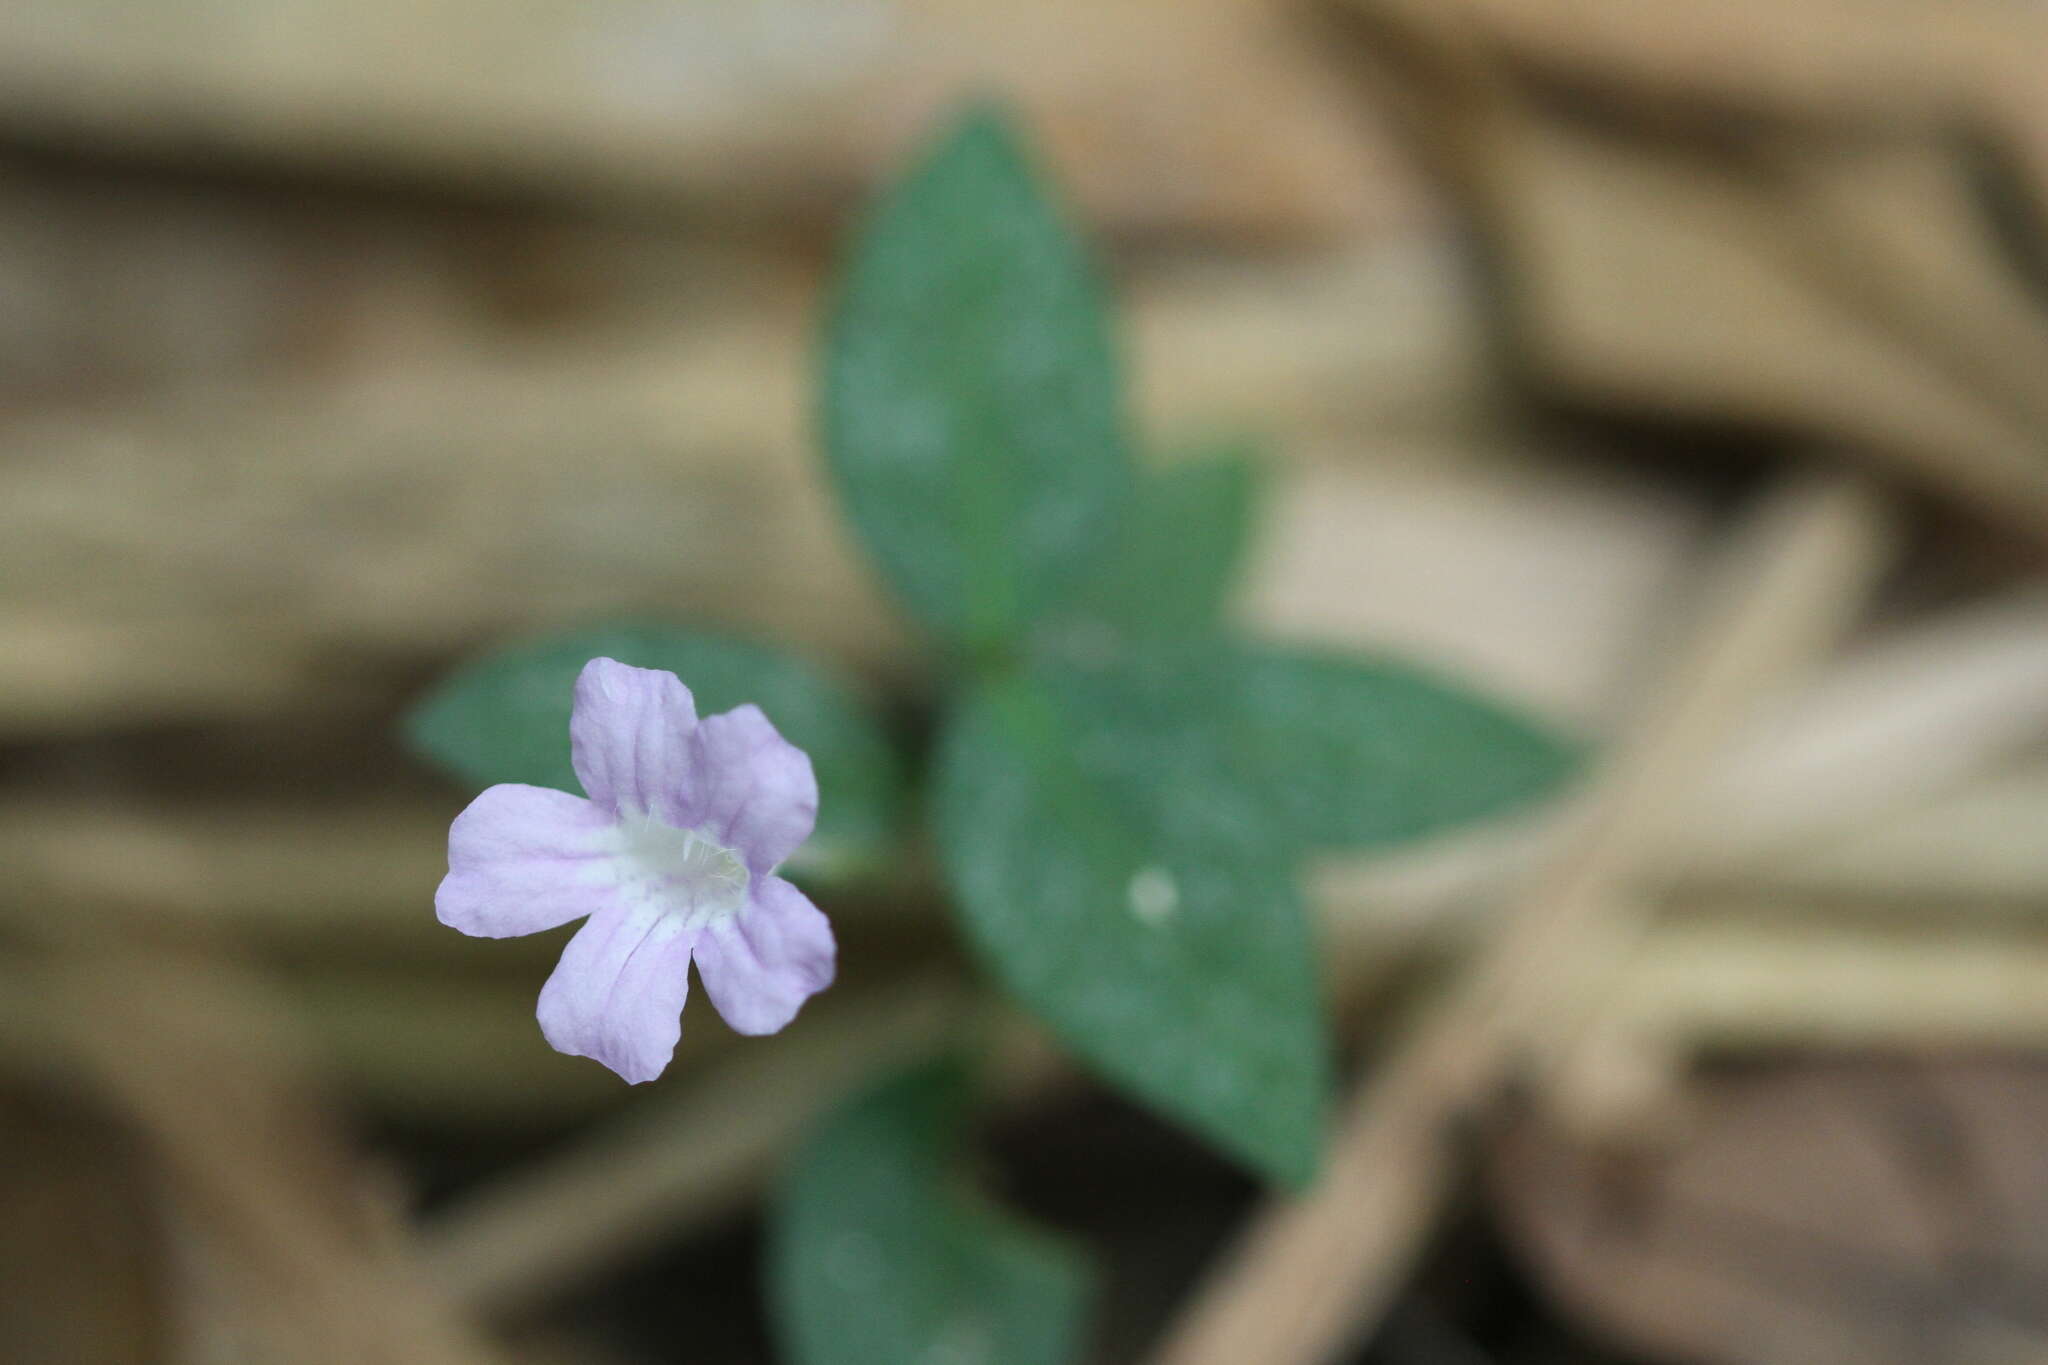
top-left (608, 812), bottom-right (751, 928)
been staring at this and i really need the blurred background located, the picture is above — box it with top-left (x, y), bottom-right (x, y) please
top-left (8, 1), bottom-right (2048, 1362)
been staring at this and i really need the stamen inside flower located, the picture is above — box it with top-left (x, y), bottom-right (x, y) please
top-left (608, 813), bottom-right (751, 928)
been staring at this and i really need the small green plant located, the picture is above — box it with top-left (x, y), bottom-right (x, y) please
top-left (406, 103), bottom-right (1575, 1365)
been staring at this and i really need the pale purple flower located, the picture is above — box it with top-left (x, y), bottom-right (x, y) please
top-left (435, 657), bottom-right (836, 1083)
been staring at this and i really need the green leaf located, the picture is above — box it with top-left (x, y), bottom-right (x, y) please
top-left (1219, 644), bottom-right (1579, 851)
top-left (1059, 440), bottom-right (1262, 643)
top-left (927, 641), bottom-right (1572, 1181)
top-left (403, 622), bottom-right (902, 882)
top-left (769, 1059), bottom-right (1092, 1365)
top-left (823, 103), bottom-right (1132, 657)
top-left (1048, 640), bottom-right (1579, 856)
top-left (933, 674), bottom-right (1329, 1186)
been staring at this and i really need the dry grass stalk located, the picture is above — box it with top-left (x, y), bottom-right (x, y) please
top-left (406, 909), bottom-right (2048, 1323)
top-left (418, 974), bottom-right (969, 1313)
top-left (0, 2), bottom-right (1411, 239)
top-left (0, 243), bottom-right (1520, 736)
top-left (0, 945), bottom-right (500, 1364)
top-left (1149, 467), bottom-right (1896, 1365)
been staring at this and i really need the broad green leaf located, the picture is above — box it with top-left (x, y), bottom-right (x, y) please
top-left (928, 640), bottom-right (1571, 1180)
top-left (404, 623), bottom-right (901, 882)
top-left (769, 1060), bottom-right (1092, 1365)
top-left (823, 104), bottom-right (1132, 657)
top-left (1049, 641), bottom-right (1579, 856)
top-left (933, 675), bottom-right (1329, 1186)
top-left (1220, 644), bottom-right (1578, 851)
top-left (1059, 440), bottom-right (1262, 644)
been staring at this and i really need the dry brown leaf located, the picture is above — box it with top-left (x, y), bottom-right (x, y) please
top-left (1341, 0), bottom-right (2048, 547)
top-left (1450, 0), bottom-right (2048, 132)
top-left (1, 946), bottom-right (503, 1365)
top-left (1490, 1056), bottom-right (2048, 1365)
top-left (0, 1086), bottom-right (164, 1365)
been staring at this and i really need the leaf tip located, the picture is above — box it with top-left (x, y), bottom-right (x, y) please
top-left (929, 95), bottom-right (1028, 160)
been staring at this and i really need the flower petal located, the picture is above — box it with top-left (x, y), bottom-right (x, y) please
top-left (536, 903), bottom-right (698, 1083)
top-left (685, 705), bottom-right (818, 873)
top-left (570, 657), bottom-right (698, 823)
top-left (437, 784), bottom-right (617, 939)
top-left (693, 875), bottom-right (836, 1035)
